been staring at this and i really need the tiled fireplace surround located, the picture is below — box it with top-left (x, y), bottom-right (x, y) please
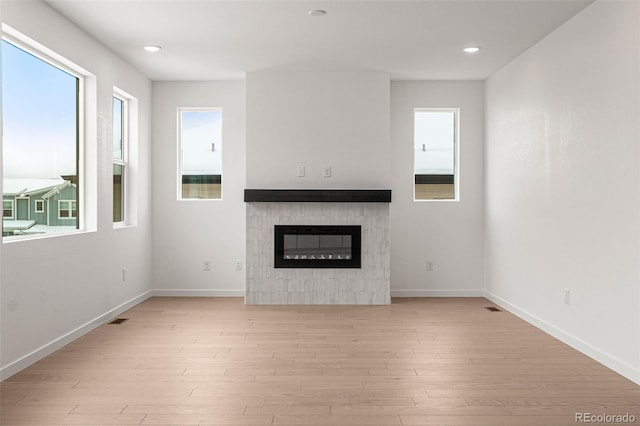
top-left (245, 192), bottom-right (391, 304)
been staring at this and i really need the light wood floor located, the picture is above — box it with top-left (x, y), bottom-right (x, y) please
top-left (1, 297), bottom-right (638, 425)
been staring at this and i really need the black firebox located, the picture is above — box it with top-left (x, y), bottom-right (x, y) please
top-left (274, 225), bottom-right (361, 268)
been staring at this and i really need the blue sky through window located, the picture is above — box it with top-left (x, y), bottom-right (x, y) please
top-left (181, 110), bottom-right (222, 175)
top-left (113, 97), bottom-right (123, 159)
top-left (414, 110), bottom-right (455, 175)
top-left (2, 39), bottom-right (77, 179)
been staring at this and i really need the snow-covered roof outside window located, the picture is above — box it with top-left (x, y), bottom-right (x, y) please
top-left (3, 178), bottom-right (67, 196)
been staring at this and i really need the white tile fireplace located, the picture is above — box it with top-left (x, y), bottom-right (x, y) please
top-left (245, 190), bottom-right (391, 305)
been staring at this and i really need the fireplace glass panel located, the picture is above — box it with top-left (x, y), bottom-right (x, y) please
top-left (275, 225), bottom-right (361, 268)
top-left (283, 234), bottom-right (352, 260)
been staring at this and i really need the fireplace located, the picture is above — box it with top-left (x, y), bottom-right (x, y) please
top-left (245, 191), bottom-right (390, 304)
top-left (274, 225), bottom-right (361, 268)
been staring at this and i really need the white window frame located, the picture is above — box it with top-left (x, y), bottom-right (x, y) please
top-left (58, 200), bottom-right (77, 220)
top-left (177, 107), bottom-right (223, 201)
top-left (112, 90), bottom-right (128, 227)
top-left (2, 24), bottom-right (93, 242)
top-left (35, 200), bottom-right (45, 213)
top-left (413, 108), bottom-right (460, 202)
top-left (3, 200), bottom-right (15, 219)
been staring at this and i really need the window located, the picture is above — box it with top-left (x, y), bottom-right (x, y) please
top-left (112, 87), bottom-right (137, 227)
top-left (3, 200), bottom-right (14, 219)
top-left (2, 32), bottom-right (82, 239)
top-left (113, 94), bottom-right (126, 223)
top-left (414, 109), bottom-right (458, 201)
top-left (58, 200), bottom-right (77, 219)
top-left (178, 108), bottom-right (222, 200)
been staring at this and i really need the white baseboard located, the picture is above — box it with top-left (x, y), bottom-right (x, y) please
top-left (391, 289), bottom-right (484, 298)
top-left (484, 290), bottom-right (640, 385)
top-left (0, 290), bottom-right (152, 381)
top-left (152, 289), bottom-right (245, 297)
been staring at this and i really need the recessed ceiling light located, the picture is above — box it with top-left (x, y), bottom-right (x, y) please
top-left (144, 45), bottom-right (162, 53)
top-left (308, 9), bottom-right (327, 17)
top-left (463, 46), bottom-right (481, 54)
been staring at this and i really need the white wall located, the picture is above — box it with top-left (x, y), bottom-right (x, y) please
top-left (246, 71), bottom-right (390, 189)
top-left (485, 0), bottom-right (640, 382)
top-left (0, 1), bottom-right (153, 379)
top-left (151, 81), bottom-right (246, 296)
top-left (390, 81), bottom-right (485, 296)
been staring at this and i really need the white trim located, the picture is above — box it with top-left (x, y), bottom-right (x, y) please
top-left (0, 290), bottom-right (152, 381)
top-left (391, 289), bottom-right (484, 298)
top-left (484, 290), bottom-right (640, 385)
top-left (2, 24), bottom-right (91, 77)
top-left (152, 289), bottom-right (245, 298)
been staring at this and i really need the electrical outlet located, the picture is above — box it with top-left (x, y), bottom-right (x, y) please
top-left (235, 260), bottom-right (243, 271)
top-left (564, 288), bottom-right (570, 305)
top-left (203, 260), bottom-right (212, 271)
top-left (323, 166), bottom-right (331, 178)
top-left (426, 260), bottom-right (434, 271)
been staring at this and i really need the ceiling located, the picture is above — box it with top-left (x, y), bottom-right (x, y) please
top-left (45, 0), bottom-right (593, 81)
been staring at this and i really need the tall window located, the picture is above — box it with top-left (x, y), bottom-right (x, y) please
top-left (414, 109), bottom-right (458, 201)
top-left (113, 94), bottom-right (127, 224)
top-left (178, 108), bottom-right (222, 200)
top-left (2, 35), bottom-right (81, 239)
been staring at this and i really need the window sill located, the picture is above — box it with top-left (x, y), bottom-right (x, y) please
top-left (113, 222), bottom-right (136, 230)
top-left (2, 229), bottom-right (96, 244)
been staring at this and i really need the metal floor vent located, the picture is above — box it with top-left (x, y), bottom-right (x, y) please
top-left (485, 306), bottom-right (501, 312)
top-left (108, 318), bottom-right (129, 324)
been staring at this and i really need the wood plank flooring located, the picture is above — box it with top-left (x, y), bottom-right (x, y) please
top-left (1, 297), bottom-right (638, 425)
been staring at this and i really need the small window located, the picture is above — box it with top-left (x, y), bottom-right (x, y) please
top-left (58, 200), bottom-right (77, 219)
top-left (3, 200), bottom-right (14, 219)
top-left (414, 109), bottom-right (458, 201)
top-left (35, 200), bottom-right (45, 213)
top-left (178, 108), bottom-right (222, 200)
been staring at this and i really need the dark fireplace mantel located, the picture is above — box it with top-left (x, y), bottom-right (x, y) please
top-left (244, 189), bottom-right (391, 203)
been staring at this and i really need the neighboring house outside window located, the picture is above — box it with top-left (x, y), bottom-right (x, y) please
top-left (2, 179), bottom-right (77, 236)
